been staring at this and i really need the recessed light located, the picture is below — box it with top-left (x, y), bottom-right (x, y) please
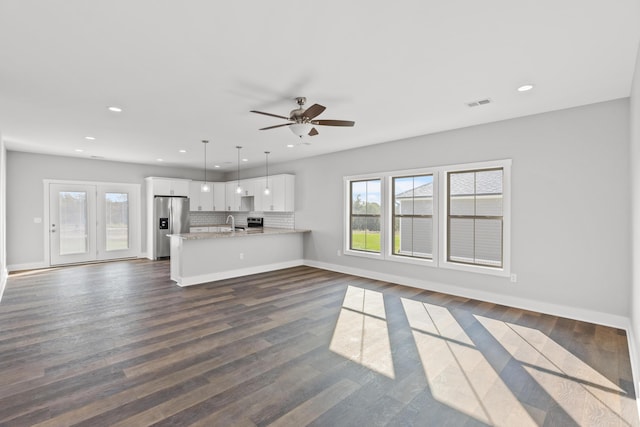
top-left (517, 84), bottom-right (534, 92)
top-left (214, 165), bottom-right (221, 168)
top-left (179, 149), bottom-right (187, 153)
top-left (107, 106), bottom-right (123, 112)
top-left (287, 144), bottom-right (294, 148)
top-left (84, 136), bottom-right (96, 141)
top-left (156, 158), bottom-right (163, 162)
top-left (242, 158), bottom-right (248, 162)
top-left (75, 149), bottom-right (84, 152)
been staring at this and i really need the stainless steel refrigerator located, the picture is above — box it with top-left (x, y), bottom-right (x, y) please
top-left (153, 196), bottom-right (190, 259)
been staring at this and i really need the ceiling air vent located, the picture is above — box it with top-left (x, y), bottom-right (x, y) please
top-left (466, 98), bottom-right (491, 108)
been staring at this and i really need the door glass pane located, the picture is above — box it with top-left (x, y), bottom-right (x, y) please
top-left (59, 191), bottom-right (88, 255)
top-left (105, 192), bottom-right (129, 251)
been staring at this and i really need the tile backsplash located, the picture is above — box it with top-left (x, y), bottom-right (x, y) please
top-left (189, 211), bottom-right (295, 229)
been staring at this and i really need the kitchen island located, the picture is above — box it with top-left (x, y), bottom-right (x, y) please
top-left (168, 227), bottom-right (310, 286)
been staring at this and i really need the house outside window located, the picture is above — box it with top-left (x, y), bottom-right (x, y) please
top-left (447, 168), bottom-right (504, 267)
top-left (392, 174), bottom-right (433, 259)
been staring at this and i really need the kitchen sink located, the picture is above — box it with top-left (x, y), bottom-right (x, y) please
top-left (209, 226), bottom-right (233, 233)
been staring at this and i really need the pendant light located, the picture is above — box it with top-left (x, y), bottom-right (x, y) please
top-left (235, 146), bottom-right (243, 194)
top-left (264, 151), bottom-right (271, 195)
top-left (201, 140), bottom-right (211, 192)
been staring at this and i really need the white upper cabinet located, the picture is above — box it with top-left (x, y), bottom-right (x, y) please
top-left (221, 174), bottom-right (294, 212)
top-left (260, 174), bottom-right (295, 212)
top-left (189, 181), bottom-right (214, 211)
top-left (146, 177), bottom-right (190, 197)
top-left (213, 182), bottom-right (226, 211)
top-left (225, 182), bottom-right (241, 211)
top-left (252, 177), bottom-right (266, 212)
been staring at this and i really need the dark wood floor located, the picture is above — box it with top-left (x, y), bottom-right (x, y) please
top-left (0, 260), bottom-right (637, 426)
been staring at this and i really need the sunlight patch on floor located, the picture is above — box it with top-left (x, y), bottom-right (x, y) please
top-left (329, 286), bottom-right (395, 379)
top-left (402, 298), bottom-right (537, 426)
top-left (476, 315), bottom-right (632, 426)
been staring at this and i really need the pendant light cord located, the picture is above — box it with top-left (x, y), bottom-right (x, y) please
top-left (236, 146), bottom-right (242, 188)
top-left (203, 140), bottom-right (207, 183)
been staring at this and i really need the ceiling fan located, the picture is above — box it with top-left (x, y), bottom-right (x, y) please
top-left (250, 97), bottom-right (355, 138)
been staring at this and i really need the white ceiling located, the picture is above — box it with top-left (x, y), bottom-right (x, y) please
top-left (0, 1), bottom-right (639, 172)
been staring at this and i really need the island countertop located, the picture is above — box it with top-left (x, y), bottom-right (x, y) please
top-left (168, 227), bottom-right (309, 286)
top-left (168, 227), bottom-right (310, 240)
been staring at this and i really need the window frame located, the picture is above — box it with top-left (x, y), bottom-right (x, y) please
top-left (438, 159), bottom-right (511, 277)
top-left (387, 170), bottom-right (438, 267)
top-left (343, 159), bottom-right (511, 277)
top-left (344, 174), bottom-right (385, 260)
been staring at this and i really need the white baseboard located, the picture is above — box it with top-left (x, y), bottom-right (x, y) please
top-left (7, 261), bottom-right (49, 272)
top-left (0, 266), bottom-right (7, 302)
top-left (626, 324), bottom-right (640, 416)
top-left (304, 260), bottom-right (630, 330)
top-left (174, 259), bottom-right (305, 287)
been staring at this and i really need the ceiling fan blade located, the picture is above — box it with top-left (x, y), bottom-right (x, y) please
top-left (308, 127), bottom-right (319, 136)
top-left (303, 104), bottom-right (326, 120)
top-left (259, 123), bottom-right (293, 130)
top-left (311, 119), bottom-right (355, 127)
top-left (250, 110), bottom-right (291, 120)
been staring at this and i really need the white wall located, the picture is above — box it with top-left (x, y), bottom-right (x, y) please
top-left (6, 152), bottom-right (221, 269)
top-left (0, 134), bottom-right (6, 298)
top-left (630, 43), bottom-right (640, 386)
top-left (244, 99), bottom-right (631, 325)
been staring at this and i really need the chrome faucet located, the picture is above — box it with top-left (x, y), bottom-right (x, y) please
top-left (226, 215), bottom-right (235, 230)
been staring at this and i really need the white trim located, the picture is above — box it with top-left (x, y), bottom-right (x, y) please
top-left (43, 179), bottom-right (142, 267)
top-left (343, 175), bottom-right (385, 257)
top-left (303, 259), bottom-right (629, 330)
top-left (0, 267), bottom-right (7, 302)
top-left (386, 169), bottom-right (439, 265)
top-left (343, 159), bottom-right (511, 277)
top-left (626, 324), bottom-right (640, 417)
top-left (438, 159), bottom-right (511, 277)
top-left (344, 249), bottom-right (383, 260)
top-left (7, 261), bottom-right (49, 272)
top-left (173, 259), bottom-right (304, 287)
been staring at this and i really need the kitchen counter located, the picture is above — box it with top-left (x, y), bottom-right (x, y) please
top-left (169, 227), bottom-right (309, 240)
top-left (168, 228), bottom-right (310, 286)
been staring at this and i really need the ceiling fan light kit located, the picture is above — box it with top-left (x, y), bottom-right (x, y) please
top-left (250, 96), bottom-right (355, 139)
top-left (290, 123), bottom-right (313, 137)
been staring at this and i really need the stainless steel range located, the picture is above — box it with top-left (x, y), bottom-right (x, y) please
top-left (247, 217), bottom-right (263, 229)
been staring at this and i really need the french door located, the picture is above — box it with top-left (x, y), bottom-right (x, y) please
top-left (49, 182), bottom-right (139, 266)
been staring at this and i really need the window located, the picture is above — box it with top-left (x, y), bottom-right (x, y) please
top-left (392, 174), bottom-right (433, 259)
top-left (447, 168), bottom-right (503, 267)
top-left (349, 179), bottom-right (382, 254)
top-left (344, 159), bottom-right (510, 277)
